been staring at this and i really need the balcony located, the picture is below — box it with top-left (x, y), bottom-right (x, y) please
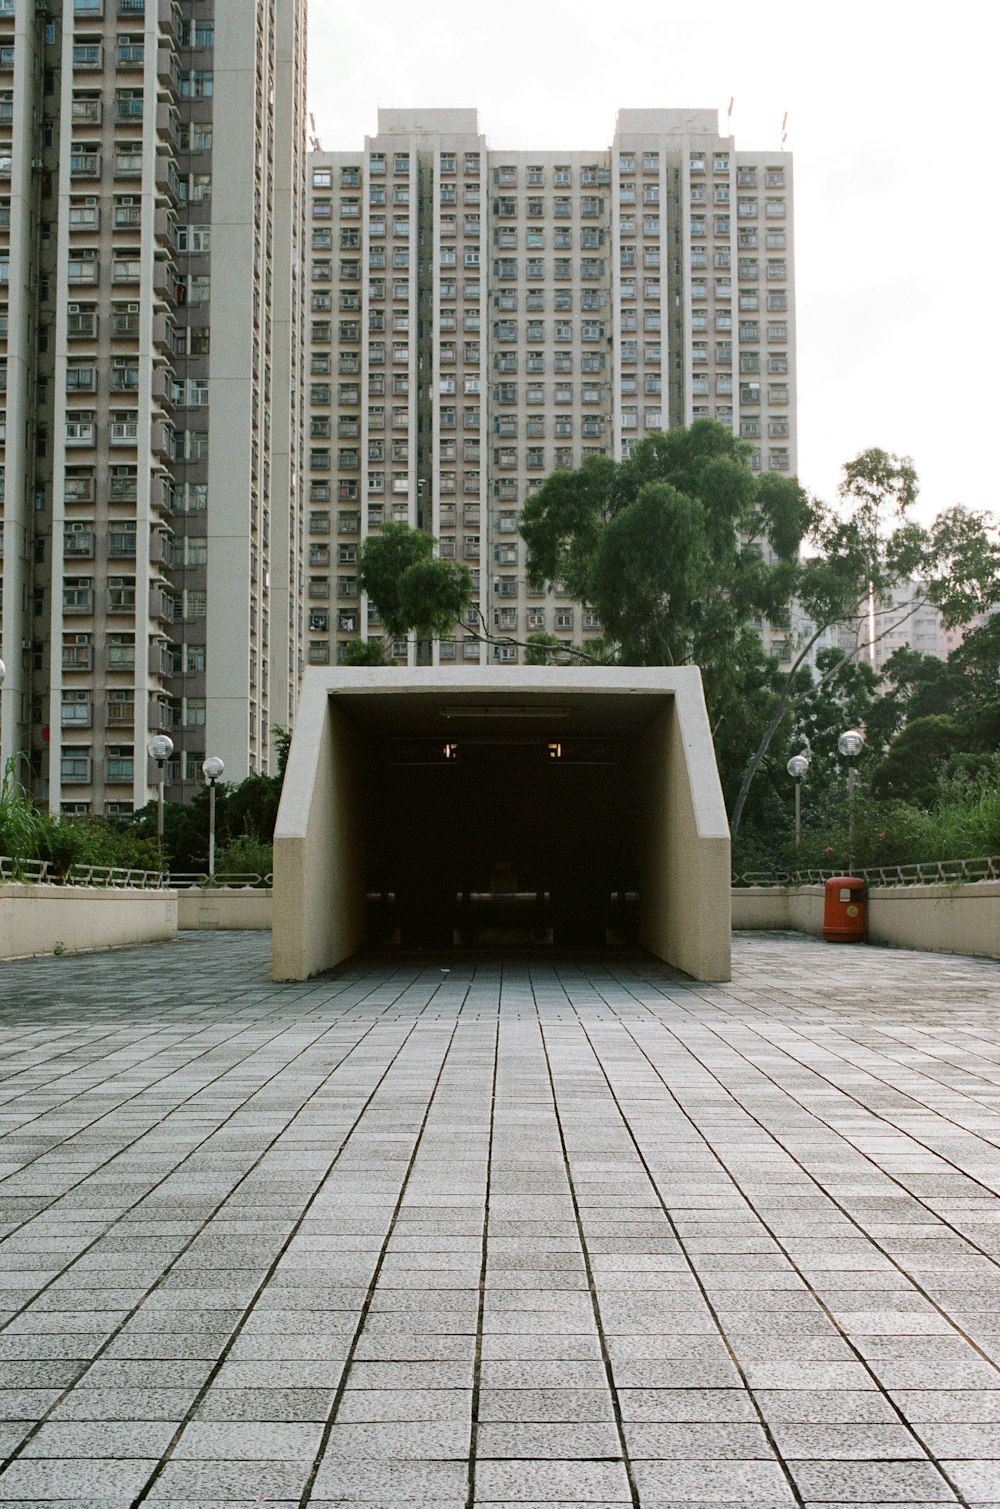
top-left (155, 102), bottom-right (176, 145)
top-left (61, 703), bottom-right (93, 730)
top-left (110, 311), bottom-right (140, 338)
top-left (151, 367), bottom-right (173, 404)
top-left (149, 530), bottom-right (171, 565)
top-left (147, 699), bottom-right (172, 732)
top-left (154, 155), bottom-right (178, 203)
top-left (64, 531), bottom-right (95, 558)
top-left (62, 645), bottom-right (94, 672)
top-left (110, 473), bottom-right (138, 502)
top-left (148, 642), bottom-right (172, 677)
top-left (70, 153), bottom-right (101, 179)
top-left (61, 758), bottom-right (93, 785)
top-left (151, 312), bottom-right (172, 351)
top-left (71, 99), bottom-right (102, 125)
top-left (107, 643), bottom-right (135, 671)
top-left (150, 475), bottom-right (171, 514)
top-left (114, 98), bottom-right (144, 124)
top-left (156, 49), bottom-right (175, 90)
top-left (108, 530), bottom-right (137, 559)
top-left (149, 586), bottom-right (172, 623)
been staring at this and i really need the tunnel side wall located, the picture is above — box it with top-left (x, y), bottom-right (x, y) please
top-left (637, 680), bottom-right (732, 981)
top-left (272, 679), bottom-right (366, 980)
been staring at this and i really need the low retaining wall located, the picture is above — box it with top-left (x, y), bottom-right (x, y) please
top-left (0, 883), bottom-right (177, 961)
top-left (732, 881), bottom-right (1000, 960)
top-left (177, 888), bottom-right (273, 930)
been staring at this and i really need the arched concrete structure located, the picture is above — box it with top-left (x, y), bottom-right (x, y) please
top-left (272, 666), bottom-right (731, 981)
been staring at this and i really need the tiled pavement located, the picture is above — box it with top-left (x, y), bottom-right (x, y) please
top-left (0, 933), bottom-right (999, 1507)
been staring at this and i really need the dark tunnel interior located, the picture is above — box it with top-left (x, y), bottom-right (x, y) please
top-left (362, 734), bottom-right (642, 948)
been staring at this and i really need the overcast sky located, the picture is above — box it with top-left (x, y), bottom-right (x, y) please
top-left (307, 0), bottom-right (997, 526)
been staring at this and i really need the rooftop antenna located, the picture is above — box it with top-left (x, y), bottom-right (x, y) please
top-left (309, 112), bottom-right (322, 152)
top-left (781, 110), bottom-right (788, 147)
top-left (727, 96), bottom-right (734, 139)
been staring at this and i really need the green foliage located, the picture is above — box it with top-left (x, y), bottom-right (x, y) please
top-left (396, 557), bottom-right (474, 639)
top-left (358, 521), bottom-right (472, 641)
top-left (734, 756), bottom-right (1000, 878)
top-left (214, 830), bottom-right (273, 880)
top-left (0, 757), bottom-right (49, 862)
top-left (521, 422), bottom-right (813, 658)
top-left (0, 757), bottom-right (159, 877)
top-left (524, 632), bottom-right (564, 666)
top-left (273, 726), bottom-right (292, 777)
top-left (341, 637), bottom-right (393, 666)
top-left (133, 765), bottom-right (283, 873)
top-left (870, 714), bottom-right (968, 804)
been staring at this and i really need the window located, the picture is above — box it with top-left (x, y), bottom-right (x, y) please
top-left (178, 69), bottom-right (213, 97)
top-left (106, 747), bottom-right (134, 783)
top-left (61, 748), bottom-right (91, 784)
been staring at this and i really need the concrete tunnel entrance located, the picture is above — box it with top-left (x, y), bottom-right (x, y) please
top-left (273, 668), bottom-right (732, 982)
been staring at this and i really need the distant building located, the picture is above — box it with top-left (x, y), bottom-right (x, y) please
top-left (305, 108), bottom-right (796, 669)
top-left (859, 581), bottom-right (967, 670)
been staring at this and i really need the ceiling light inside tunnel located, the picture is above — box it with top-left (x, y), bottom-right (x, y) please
top-left (438, 705), bottom-right (570, 720)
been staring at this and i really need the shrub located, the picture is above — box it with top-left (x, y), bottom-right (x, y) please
top-left (213, 830), bottom-right (273, 882)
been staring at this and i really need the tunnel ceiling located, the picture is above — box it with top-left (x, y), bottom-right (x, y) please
top-left (328, 687), bottom-right (674, 742)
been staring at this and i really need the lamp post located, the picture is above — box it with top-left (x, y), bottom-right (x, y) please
top-left (0, 657), bottom-right (5, 774)
top-left (202, 756), bottom-right (224, 883)
top-left (837, 728), bottom-right (865, 873)
top-left (786, 752), bottom-right (810, 853)
top-left (147, 734), bottom-right (174, 867)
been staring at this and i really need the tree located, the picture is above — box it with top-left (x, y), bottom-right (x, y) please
top-left (520, 421), bottom-right (813, 812)
top-left (357, 522), bottom-right (472, 643)
top-left (728, 451), bottom-right (999, 834)
top-left (520, 430), bottom-right (999, 834)
top-left (521, 424), bottom-right (811, 674)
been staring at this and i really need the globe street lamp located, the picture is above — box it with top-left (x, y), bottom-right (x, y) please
top-left (202, 756), bottom-right (225, 883)
top-left (147, 734), bottom-right (174, 866)
top-left (786, 752), bottom-right (810, 853)
top-left (837, 728), bottom-right (865, 873)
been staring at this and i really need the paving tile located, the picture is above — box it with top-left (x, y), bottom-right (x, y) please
top-left (788, 1458), bottom-right (958, 1500)
top-left (2, 933), bottom-right (1000, 1503)
top-left (630, 1456), bottom-right (796, 1501)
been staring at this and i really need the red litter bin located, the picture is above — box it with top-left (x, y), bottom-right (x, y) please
top-left (823, 876), bottom-right (867, 943)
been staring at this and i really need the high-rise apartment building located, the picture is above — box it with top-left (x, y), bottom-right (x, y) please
top-left (0, 0), bottom-right (307, 816)
top-left (305, 107), bottom-right (795, 669)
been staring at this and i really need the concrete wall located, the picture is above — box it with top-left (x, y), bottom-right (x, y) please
top-left (732, 882), bottom-right (999, 960)
top-left (637, 685), bottom-right (731, 981)
top-left (0, 885), bottom-right (177, 961)
top-left (272, 676), bottom-right (367, 980)
top-left (177, 889), bottom-right (273, 931)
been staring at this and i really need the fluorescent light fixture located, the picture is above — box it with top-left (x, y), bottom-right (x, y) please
top-left (438, 705), bottom-right (570, 720)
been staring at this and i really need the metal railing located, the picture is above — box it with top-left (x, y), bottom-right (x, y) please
top-left (733, 856), bottom-right (1000, 889)
top-left (68, 864), bottom-right (167, 889)
top-left (0, 855), bottom-right (166, 888)
top-left (0, 856), bottom-right (52, 882)
top-left (1, 856), bottom-right (274, 890)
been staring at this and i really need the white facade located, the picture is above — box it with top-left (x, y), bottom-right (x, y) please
top-left (305, 108), bottom-right (796, 670)
top-left (0, 0), bottom-right (307, 815)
